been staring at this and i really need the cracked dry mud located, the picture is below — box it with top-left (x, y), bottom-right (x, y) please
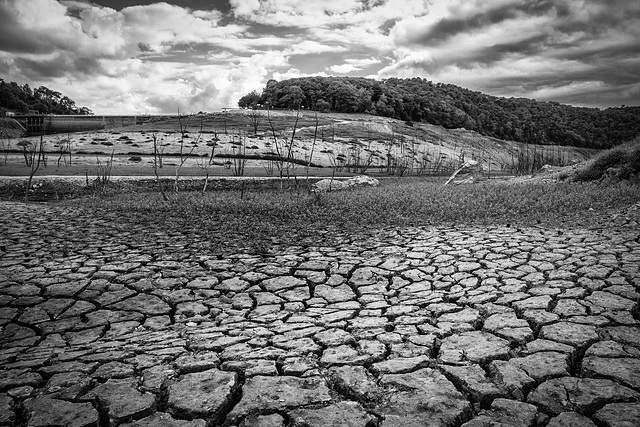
top-left (1, 201), bottom-right (639, 427)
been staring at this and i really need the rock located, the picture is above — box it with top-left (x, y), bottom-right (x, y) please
top-left (226, 376), bottom-right (332, 424)
top-left (312, 176), bottom-right (379, 192)
top-left (507, 352), bottom-right (570, 381)
top-left (375, 368), bottom-right (472, 427)
top-left (539, 322), bottom-right (598, 348)
top-left (0, 369), bottom-right (43, 391)
top-left (92, 361), bottom-right (135, 380)
top-left (327, 365), bottom-right (383, 403)
top-left (461, 398), bottom-right (538, 427)
top-left (289, 401), bottom-right (375, 427)
top-left (241, 413), bottom-right (286, 427)
top-left (371, 356), bottom-right (431, 375)
top-left (44, 371), bottom-right (92, 400)
top-left (24, 397), bottom-right (98, 427)
top-left (81, 378), bottom-right (156, 424)
top-left (441, 364), bottom-right (504, 408)
top-left (261, 276), bottom-right (306, 292)
top-left (108, 293), bottom-right (171, 315)
top-left (488, 360), bottom-right (536, 400)
top-left (141, 365), bottom-right (175, 393)
top-left (439, 331), bottom-right (510, 364)
top-left (120, 412), bottom-right (206, 426)
top-left (547, 411), bottom-right (597, 427)
top-left (167, 369), bottom-right (237, 422)
top-left (599, 326), bottom-right (640, 346)
top-left (584, 340), bottom-right (640, 358)
top-left (0, 393), bottom-right (14, 426)
top-left (581, 356), bottom-right (640, 390)
top-left (593, 402), bottom-right (640, 427)
top-left (527, 377), bottom-right (640, 415)
top-left (320, 340), bottom-right (385, 365)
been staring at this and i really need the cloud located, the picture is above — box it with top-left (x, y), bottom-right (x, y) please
top-left (1, 0), bottom-right (639, 112)
top-left (328, 57), bottom-right (381, 74)
top-left (379, 0), bottom-right (640, 107)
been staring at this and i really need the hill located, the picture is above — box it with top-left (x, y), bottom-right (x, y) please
top-left (239, 77), bottom-right (640, 150)
top-left (1, 110), bottom-right (597, 179)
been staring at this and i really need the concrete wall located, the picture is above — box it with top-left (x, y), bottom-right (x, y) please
top-left (14, 115), bottom-right (143, 135)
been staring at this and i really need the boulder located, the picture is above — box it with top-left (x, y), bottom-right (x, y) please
top-left (312, 176), bottom-right (379, 192)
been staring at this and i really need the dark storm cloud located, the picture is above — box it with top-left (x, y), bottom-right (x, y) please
top-left (407, 0), bottom-right (557, 45)
top-left (88, 0), bottom-right (232, 12)
top-left (0, 4), bottom-right (49, 53)
top-left (13, 54), bottom-right (105, 80)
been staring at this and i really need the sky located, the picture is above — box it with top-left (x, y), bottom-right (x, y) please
top-left (1, 0), bottom-right (639, 114)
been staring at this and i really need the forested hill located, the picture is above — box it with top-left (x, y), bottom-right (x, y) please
top-left (0, 78), bottom-right (93, 115)
top-left (239, 77), bottom-right (640, 149)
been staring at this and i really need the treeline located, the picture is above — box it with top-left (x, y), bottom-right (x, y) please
top-left (0, 78), bottom-right (93, 116)
top-left (239, 76), bottom-right (640, 149)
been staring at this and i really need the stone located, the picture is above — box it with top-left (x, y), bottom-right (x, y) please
top-left (547, 412), bottom-right (597, 427)
top-left (141, 365), bottom-right (175, 393)
top-left (226, 376), bottom-right (332, 423)
top-left (261, 276), bottom-right (306, 292)
top-left (0, 369), bottom-right (43, 391)
top-left (314, 284), bottom-right (355, 302)
top-left (327, 365), bottom-right (383, 403)
top-left (599, 326), bottom-right (640, 346)
top-left (24, 397), bottom-right (98, 427)
top-left (441, 364), bottom-right (504, 407)
top-left (44, 372), bottom-right (92, 399)
top-left (461, 398), bottom-right (538, 427)
top-left (507, 352), bottom-right (570, 381)
top-left (289, 401), bottom-right (375, 427)
top-left (593, 402), bottom-right (640, 427)
top-left (584, 340), bottom-right (640, 358)
top-left (539, 322), bottom-right (598, 348)
top-left (582, 356), bottom-right (640, 390)
top-left (439, 331), bottom-right (510, 364)
top-left (92, 361), bottom-right (135, 380)
top-left (371, 356), bottom-right (431, 375)
top-left (241, 413), bottom-right (286, 427)
top-left (120, 412), bottom-right (206, 426)
top-left (167, 369), bottom-right (237, 421)
top-left (0, 393), bottom-right (14, 426)
top-left (108, 293), bottom-right (171, 315)
top-left (81, 378), bottom-right (156, 424)
top-left (488, 360), bottom-right (536, 400)
top-left (527, 377), bottom-right (640, 415)
top-left (375, 368), bottom-right (472, 427)
top-left (320, 340), bottom-right (385, 365)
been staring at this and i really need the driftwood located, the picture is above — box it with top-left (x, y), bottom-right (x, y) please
top-left (444, 159), bottom-right (480, 185)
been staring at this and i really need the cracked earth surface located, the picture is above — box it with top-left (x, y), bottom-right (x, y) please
top-left (1, 201), bottom-right (639, 427)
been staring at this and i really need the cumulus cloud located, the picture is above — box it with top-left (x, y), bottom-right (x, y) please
top-left (1, 0), bottom-right (638, 112)
top-left (380, 0), bottom-right (640, 106)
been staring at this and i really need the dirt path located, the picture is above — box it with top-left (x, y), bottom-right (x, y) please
top-left (1, 201), bottom-right (639, 426)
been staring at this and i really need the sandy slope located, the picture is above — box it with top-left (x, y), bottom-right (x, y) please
top-left (0, 110), bottom-right (598, 177)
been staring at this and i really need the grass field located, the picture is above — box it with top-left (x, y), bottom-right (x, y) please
top-left (63, 178), bottom-right (640, 253)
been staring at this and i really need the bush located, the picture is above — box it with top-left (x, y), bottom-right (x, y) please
top-left (573, 138), bottom-right (640, 182)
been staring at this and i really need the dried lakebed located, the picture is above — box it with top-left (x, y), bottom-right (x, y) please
top-left (1, 201), bottom-right (639, 426)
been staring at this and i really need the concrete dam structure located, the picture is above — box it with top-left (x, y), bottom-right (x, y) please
top-left (13, 115), bottom-right (145, 135)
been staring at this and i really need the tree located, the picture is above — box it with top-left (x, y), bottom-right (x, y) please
top-left (279, 85), bottom-right (305, 109)
top-left (239, 76), bottom-right (640, 149)
top-left (238, 90), bottom-right (261, 108)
